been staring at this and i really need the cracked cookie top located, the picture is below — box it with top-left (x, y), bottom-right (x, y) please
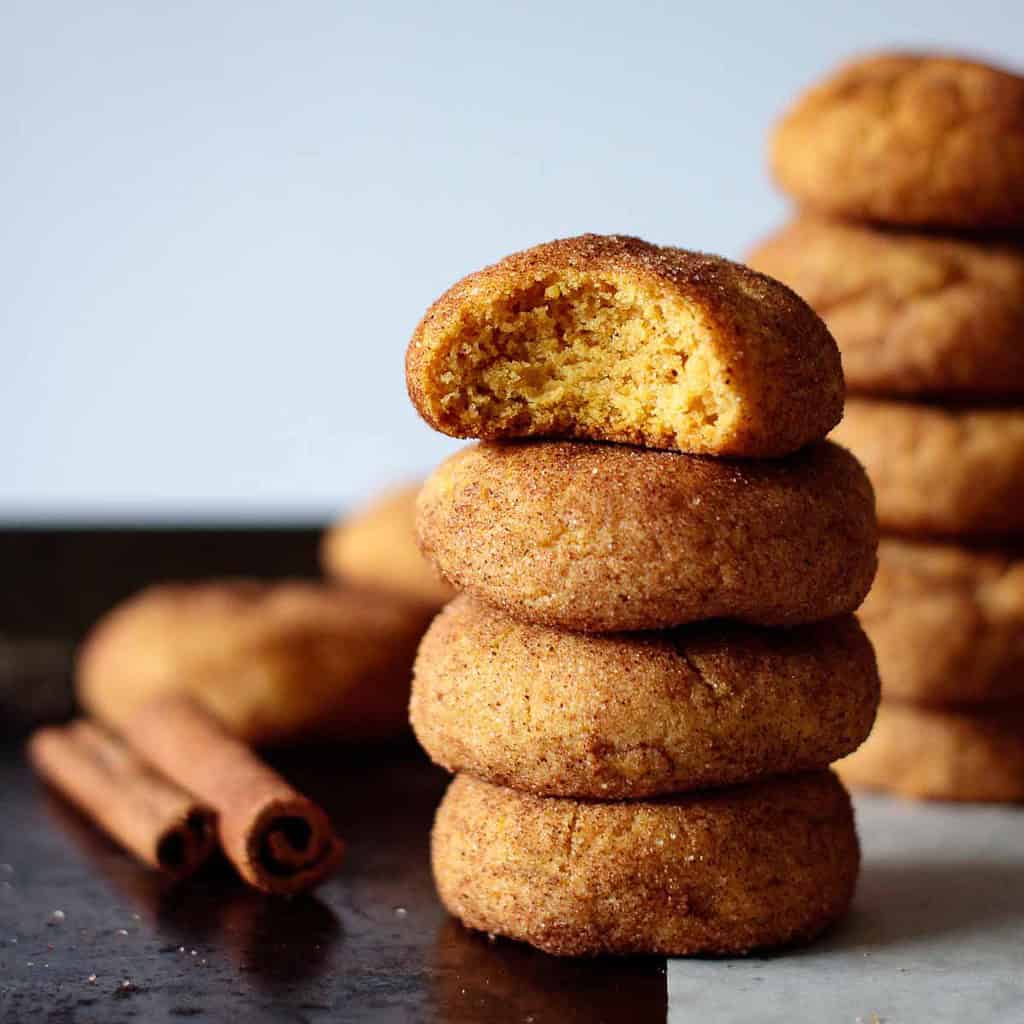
top-left (412, 594), bottom-right (879, 799)
top-left (432, 771), bottom-right (860, 956)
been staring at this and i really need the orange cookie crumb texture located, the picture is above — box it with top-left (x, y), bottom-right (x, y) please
top-left (406, 234), bottom-right (843, 457)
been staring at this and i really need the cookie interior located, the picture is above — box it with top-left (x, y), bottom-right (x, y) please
top-left (428, 270), bottom-right (740, 450)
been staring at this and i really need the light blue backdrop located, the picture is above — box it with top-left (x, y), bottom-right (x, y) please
top-left (4, 2), bottom-right (1022, 521)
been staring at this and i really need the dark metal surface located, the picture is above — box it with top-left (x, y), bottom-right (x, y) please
top-left (0, 529), bottom-right (666, 1022)
top-left (0, 743), bottom-right (666, 1022)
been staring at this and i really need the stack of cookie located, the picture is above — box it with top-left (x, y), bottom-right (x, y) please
top-left (405, 234), bottom-right (881, 956)
top-left (750, 52), bottom-right (1024, 803)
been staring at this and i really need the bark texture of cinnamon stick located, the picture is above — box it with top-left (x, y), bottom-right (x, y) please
top-left (28, 719), bottom-right (216, 880)
top-left (125, 695), bottom-right (344, 895)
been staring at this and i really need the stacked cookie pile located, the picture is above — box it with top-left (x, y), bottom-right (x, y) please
top-left (405, 234), bottom-right (881, 956)
top-left (750, 52), bottom-right (1024, 803)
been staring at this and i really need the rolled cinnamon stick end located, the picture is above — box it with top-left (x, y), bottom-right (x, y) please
top-left (126, 695), bottom-right (344, 895)
top-left (28, 720), bottom-right (216, 880)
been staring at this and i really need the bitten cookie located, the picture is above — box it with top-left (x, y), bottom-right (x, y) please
top-left (860, 538), bottom-right (1024, 705)
top-left (771, 52), bottom-right (1024, 229)
top-left (78, 581), bottom-right (433, 744)
top-left (321, 483), bottom-right (455, 608)
top-left (747, 217), bottom-right (1024, 397)
top-left (407, 234), bottom-right (843, 457)
top-left (433, 772), bottom-right (859, 957)
top-left (416, 440), bottom-right (877, 631)
top-left (412, 596), bottom-right (879, 798)
top-left (832, 398), bottom-right (1024, 536)
top-left (836, 701), bottom-right (1024, 803)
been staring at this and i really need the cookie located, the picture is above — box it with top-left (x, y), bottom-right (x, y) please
top-left (77, 581), bottom-right (433, 745)
top-left (747, 217), bottom-right (1024, 397)
top-left (406, 234), bottom-right (843, 457)
top-left (832, 398), bottom-right (1024, 536)
top-left (771, 52), bottom-right (1024, 229)
top-left (836, 701), bottom-right (1024, 802)
top-left (412, 595), bottom-right (879, 798)
top-left (321, 483), bottom-right (455, 608)
top-left (860, 538), bottom-right (1024, 705)
top-left (432, 772), bottom-right (859, 957)
top-left (416, 440), bottom-right (877, 631)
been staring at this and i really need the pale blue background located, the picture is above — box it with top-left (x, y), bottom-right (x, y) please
top-left (4, 2), bottom-right (1022, 521)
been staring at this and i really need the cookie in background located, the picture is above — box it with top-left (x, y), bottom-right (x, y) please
top-left (756, 49), bottom-right (1024, 803)
top-left (321, 483), bottom-right (454, 610)
top-left (747, 216), bottom-right (1024, 398)
top-left (831, 399), bottom-right (1024, 537)
top-left (770, 52), bottom-right (1024, 229)
top-left (836, 702), bottom-right (1024, 803)
top-left (858, 539), bottom-right (1024, 706)
top-left (77, 580), bottom-right (433, 745)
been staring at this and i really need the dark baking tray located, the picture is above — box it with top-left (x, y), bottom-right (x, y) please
top-left (0, 528), bottom-right (666, 1022)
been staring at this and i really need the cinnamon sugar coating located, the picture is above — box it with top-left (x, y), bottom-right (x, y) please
top-left (747, 217), bottom-right (1024, 397)
top-left (416, 440), bottom-right (877, 631)
top-left (432, 772), bottom-right (859, 957)
top-left (407, 234), bottom-right (842, 457)
top-left (771, 52), bottom-right (1024, 228)
top-left (412, 596), bottom-right (879, 798)
top-left (860, 538), bottom-right (1024, 705)
top-left (78, 581), bottom-right (433, 744)
top-left (837, 701), bottom-right (1024, 803)
top-left (832, 398), bottom-right (1024, 536)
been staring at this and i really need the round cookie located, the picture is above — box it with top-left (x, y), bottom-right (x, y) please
top-left (747, 217), bottom-right (1024, 397)
top-left (771, 52), bottom-right (1024, 229)
top-left (77, 580), bottom-right (434, 745)
top-left (321, 483), bottom-right (455, 608)
top-left (432, 772), bottom-right (860, 957)
top-left (836, 701), bottom-right (1024, 803)
top-left (860, 538), bottom-right (1024, 705)
top-left (416, 440), bottom-right (877, 632)
top-left (832, 398), bottom-right (1024, 536)
top-left (407, 233), bottom-right (843, 458)
top-left (412, 595), bottom-right (879, 798)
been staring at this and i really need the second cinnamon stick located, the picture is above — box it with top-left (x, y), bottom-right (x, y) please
top-left (29, 719), bottom-right (216, 880)
top-left (125, 695), bottom-right (344, 895)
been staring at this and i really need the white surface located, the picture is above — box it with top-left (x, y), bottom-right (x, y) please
top-left (4, 2), bottom-right (1024, 520)
top-left (668, 795), bottom-right (1024, 1023)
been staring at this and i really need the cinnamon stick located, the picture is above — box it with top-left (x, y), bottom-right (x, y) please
top-left (125, 695), bottom-right (344, 895)
top-left (28, 719), bottom-right (215, 880)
